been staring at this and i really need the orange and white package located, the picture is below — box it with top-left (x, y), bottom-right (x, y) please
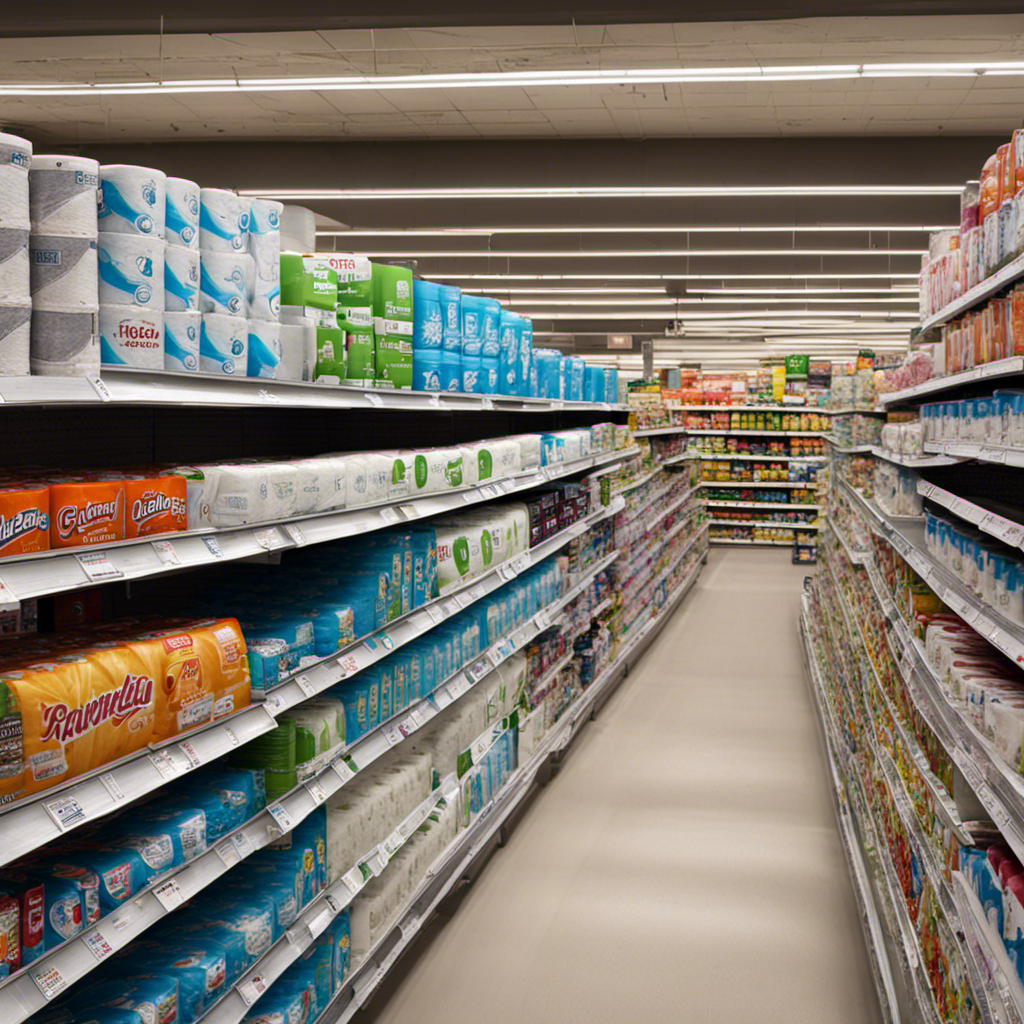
top-left (124, 474), bottom-right (187, 539)
top-left (0, 482), bottom-right (50, 558)
top-left (48, 477), bottom-right (125, 549)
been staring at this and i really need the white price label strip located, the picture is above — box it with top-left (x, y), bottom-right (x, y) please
top-left (177, 740), bottom-right (201, 769)
top-left (295, 674), bottom-right (316, 697)
top-left (308, 907), bottom-right (333, 937)
top-left (331, 758), bottom-right (356, 783)
top-left (286, 524), bottom-right (308, 546)
top-left (75, 550), bottom-right (123, 581)
top-left (100, 772), bottom-right (125, 801)
top-left (238, 975), bottom-right (268, 1006)
top-left (399, 503), bottom-right (420, 519)
top-left (426, 604), bottom-right (445, 625)
top-left (152, 877), bottom-right (185, 911)
top-left (342, 865), bottom-right (365, 896)
top-left (216, 841), bottom-right (241, 868)
top-left (0, 574), bottom-right (17, 610)
top-left (84, 929), bottom-right (115, 961)
top-left (267, 802), bottom-right (295, 833)
top-left (233, 832), bottom-right (256, 859)
top-left (33, 964), bottom-right (68, 1000)
top-left (380, 507), bottom-right (401, 525)
top-left (151, 540), bottom-right (180, 565)
top-left (364, 847), bottom-right (388, 876)
top-left (306, 780), bottom-right (327, 805)
top-left (203, 537), bottom-right (224, 558)
top-left (337, 653), bottom-right (360, 678)
top-left (44, 794), bottom-right (85, 831)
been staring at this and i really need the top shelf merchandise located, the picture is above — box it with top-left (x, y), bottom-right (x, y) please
top-left (683, 408), bottom-right (831, 434)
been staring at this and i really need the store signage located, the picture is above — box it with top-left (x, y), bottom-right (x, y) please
top-left (607, 334), bottom-right (633, 350)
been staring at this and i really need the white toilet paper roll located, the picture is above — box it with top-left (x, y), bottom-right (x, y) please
top-left (98, 232), bottom-right (164, 309)
top-left (30, 309), bottom-right (99, 376)
top-left (199, 188), bottom-right (249, 253)
top-left (98, 164), bottom-right (166, 237)
top-left (0, 133), bottom-right (31, 231)
top-left (200, 249), bottom-right (250, 317)
top-left (0, 302), bottom-right (31, 375)
top-left (0, 228), bottom-right (30, 305)
top-left (99, 305), bottom-right (163, 369)
top-left (249, 198), bottom-right (283, 238)
top-left (247, 318), bottom-right (281, 378)
top-left (29, 155), bottom-right (99, 237)
top-left (165, 244), bottom-right (200, 312)
top-left (280, 205), bottom-right (316, 253)
top-left (164, 310), bottom-right (200, 372)
top-left (278, 321), bottom-right (315, 381)
top-left (200, 312), bottom-right (247, 375)
top-left (165, 176), bottom-right (199, 249)
top-left (29, 234), bottom-right (98, 311)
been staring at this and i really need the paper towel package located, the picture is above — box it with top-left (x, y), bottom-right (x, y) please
top-left (165, 176), bottom-right (199, 249)
top-left (99, 304), bottom-right (163, 368)
top-left (98, 164), bottom-right (166, 237)
top-left (200, 313), bottom-right (247, 375)
top-left (248, 198), bottom-right (281, 322)
top-left (0, 304), bottom-right (31, 375)
top-left (30, 310), bottom-right (99, 377)
top-left (439, 283), bottom-right (461, 351)
top-left (199, 188), bottom-right (249, 253)
top-left (440, 349), bottom-right (461, 392)
top-left (280, 204), bottom-right (316, 253)
top-left (98, 232), bottom-right (164, 309)
top-left (165, 244), bottom-right (200, 312)
top-left (0, 133), bottom-right (31, 232)
top-left (200, 249), bottom-right (251, 317)
top-left (375, 333), bottom-right (412, 388)
top-left (278, 320), bottom-right (316, 381)
top-left (0, 228), bottom-right (29, 306)
top-left (413, 347), bottom-right (442, 390)
top-left (334, 254), bottom-right (373, 327)
top-left (247, 319), bottom-right (282, 378)
top-left (164, 310), bottom-right (200, 372)
top-left (29, 155), bottom-right (99, 239)
top-left (29, 235), bottom-right (98, 311)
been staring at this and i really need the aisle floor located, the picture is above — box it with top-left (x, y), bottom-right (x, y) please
top-left (361, 549), bottom-right (881, 1024)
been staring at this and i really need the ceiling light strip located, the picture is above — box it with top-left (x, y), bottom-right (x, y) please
top-left (351, 248), bottom-right (924, 258)
top-left (316, 224), bottom-right (950, 236)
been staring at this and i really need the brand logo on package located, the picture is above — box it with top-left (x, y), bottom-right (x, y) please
top-left (117, 319), bottom-right (161, 347)
top-left (33, 249), bottom-right (61, 266)
top-left (56, 498), bottom-right (121, 541)
top-left (0, 507), bottom-right (49, 548)
top-left (132, 491), bottom-right (186, 528)
top-left (161, 633), bottom-right (195, 653)
top-left (41, 673), bottom-right (155, 743)
top-left (397, 280), bottom-right (410, 299)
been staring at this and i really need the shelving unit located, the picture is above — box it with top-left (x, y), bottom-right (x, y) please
top-left (698, 480), bottom-right (818, 489)
top-left (919, 251), bottom-right (1024, 334)
top-left (705, 499), bottom-right (820, 510)
top-left (923, 438), bottom-right (1024, 468)
top-left (879, 356), bottom-right (1024, 407)
top-left (709, 519), bottom-right (819, 530)
top-left (870, 446), bottom-right (962, 468)
top-left (696, 452), bottom-right (826, 462)
top-left (685, 429), bottom-right (828, 437)
top-left (631, 425), bottom-right (687, 437)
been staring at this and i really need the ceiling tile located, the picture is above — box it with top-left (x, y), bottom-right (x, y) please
top-left (441, 86), bottom-right (535, 110)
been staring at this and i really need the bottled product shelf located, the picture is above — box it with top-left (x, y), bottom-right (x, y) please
top-left (0, 368), bottom-right (626, 413)
top-left (705, 499), bottom-right (820, 510)
top-left (709, 519), bottom-right (819, 530)
top-left (696, 452), bottom-right (826, 462)
top-left (919, 251), bottom-right (1024, 334)
top-left (916, 479), bottom-right (1024, 551)
top-left (0, 544), bottom-right (623, 1022)
top-left (879, 357), bottom-right (1024, 407)
top-left (0, 447), bottom-right (637, 607)
top-left (923, 438), bottom-right (1024, 469)
top-left (698, 480), bottom-right (818, 489)
top-left (0, 499), bottom-right (624, 872)
top-left (685, 429), bottom-right (828, 437)
top-left (870, 446), bottom-right (963, 468)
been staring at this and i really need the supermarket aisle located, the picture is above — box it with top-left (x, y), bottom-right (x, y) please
top-left (363, 549), bottom-right (881, 1024)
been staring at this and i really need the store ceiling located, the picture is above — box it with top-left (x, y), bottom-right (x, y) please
top-left (5, 11), bottom-right (1019, 368)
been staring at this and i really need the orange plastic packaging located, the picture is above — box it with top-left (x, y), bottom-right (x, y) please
top-left (993, 298), bottom-right (1012, 360)
top-left (124, 474), bottom-right (187, 539)
top-left (1012, 287), bottom-right (1024, 355)
top-left (0, 617), bottom-right (250, 805)
top-left (980, 153), bottom-right (1001, 219)
top-left (0, 483), bottom-right (50, 557)
top-left (48, 477), bottom-right (125, 548)
top-left (999, 143), bottom-right (1013, 205)
top-left (1015, 129), bottom-right (1024, 196)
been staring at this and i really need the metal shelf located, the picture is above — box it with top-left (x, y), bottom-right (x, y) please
top-left (705, 499), bottom-right (820, 510)
top-left (0, 448), bottom-right (637, 608)
top-left (709, 537), bottom-right (795, 546)
top-left (920, 251), bottom-right (1024, 334)
top-left (828, 407), bottom-right (887, 416)
top-left (699, 479), bottom-right (819, 489)
top-left (824, 435), bottom-right (874, 453)
top-left (685, 429), bottom-right (828, 437)
top-left (709, 519), bottom-right (819, 530)
top-left (870, 446), bottom-right (962, 468)
top-left (917, 479), bottom-right (1024, 551)
top-left (924, 438), bottom-right (1024, 469)
top-left (879, 357), bottom-right (1024, 407)
top-left (696, 452), bottom-right (826, 462)
top-left (631, 425), bottom-right (687, 437)
top-left (0, 368), bottom-right (627, 413)
top-left (669, 404), bottom-right (835, 414)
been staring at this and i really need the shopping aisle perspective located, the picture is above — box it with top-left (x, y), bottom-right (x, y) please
top-left (361, 548), bottom-right (881, 1024)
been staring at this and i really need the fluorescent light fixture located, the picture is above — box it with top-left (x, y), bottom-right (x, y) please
top-left (246, 186), bottom-right (957, 200)
top-left (317, 224), bottom-right (950, 236)
top-left (516, 297), bottom-right (916, 305)
top-left (430, 273), bottom-right (921, 281)
top-left (687, 287), bottom-right (917, 296)
top-left (353, 248), bottom-right (923, 258)
top-left (520, 310), bottom-right (918, 320)
top-left (12, 60), bottom-right (1024, 98)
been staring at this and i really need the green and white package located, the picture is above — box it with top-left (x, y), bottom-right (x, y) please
top-left (345, 329), bottom-right (375, 386)
top-left (374, 332), bottom-right (413, 389)
top-left (406, 447), bottom-right (464, 494)
top-left (333, 254), bottom-right (375, 386)
top-left (314, 326), bottom-right (347, 383)
top-left (435, 523), bottom-right (486, 590)
top-left (280, 253), bottom-right (338, 310)
top-left (372, 262), bottom-right (413, 389)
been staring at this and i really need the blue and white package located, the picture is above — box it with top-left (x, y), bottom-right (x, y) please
top-left (460, 294), bottom-right (484, 357)
top-left (175, 765), bottom-right (266, 840)
top-left (171, 920), bottom-right (249, 991)
top-left (27, 862), bottom-right (101, 949)
top-left (49, 847), bottom-right (149, 914)
top-left (199, 188), bottom-right (250, 253)
top-left (165, 245), bottom-right (200, 311)
top-left (413, 279), bottom-right (443, 349)
top-left (247, 199), bottom-right (281, 322)
top-left (462, 351), bottom-right (484, 394)
top-left (98, 232), bottom-right (164, 308)
top-left (196, 893), bottom-right (276, 969)
top-left (604, 367), bottom-right (618, 404)
top-left (439, 284), bottom-right (462, 351)
top-left (519, 316), bottom-right (533, 396)
top-left (440, 349), bottom-right (461, 392)
top-left (200, 250), bottom-right (250, 317)
top-left (413, 347), bottom-right (442, 391)
top-left (239, 983), bottom-right (309, 1024)
top-left (568, 355), bottom-right (585, 400)
top-left (499, 310), bottom-right (520, 395)
top-left (99, 164), bottom-right (166, 237)
top-left (534, 348), bottom-right (561, 398)
top-left (164, 311), bottom-right (200, 372)
top-left (224, 873), bottom-right (299, 940)
top-left (303, 602), bottom-right (356, 657)
top-left (247, 319), bottom-right (282, 378)
top-left (200, 312), bottom-right (247, 375)
top-left (481, 355), bottom-right (499, 394)
top-left (120, 805), bottom-right (207, 874)
top-left (239, 611), bottom-right (316, 689)
top-left (82, 975), bottom-right (179, 1024)
top-left (166, 176), bottom-right (200, 249)
top-left (119, 939), bottom-right (225, 1023)
top-left (480, 297), bottom-right (501, 356)
top-left (333, 911), bottom-right (351, 989)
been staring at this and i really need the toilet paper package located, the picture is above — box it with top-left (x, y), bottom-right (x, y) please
top-left (460, 295), bottom-right (485, 358)
top-left (248, 318), bottom-right (282, 378)
top-left (248, 198), bottom-right (281, 321)
top-left (98, 232), bottom-right (164, 309)
top-left (0, 227), bottom-right (29, 305)
top-left (278, 320), bottom-right (316, 381)
top-left (165, 244), bottom-right (200, 311)
top-left (413, 279), bottom-right (443, 349)
top-left (29, 234), bottom-right (98, 310)
top-left (482, 356), bottom-right (499, 394)
top-left (164, 311), bottom-right (200, 372)
top-left (440, 349), bottom-right (461, 392)
top-left (29, 155), bottom-right (99, 237)
top-left (462, 352), bottom-right (483, 394)
top-left (499, 310), bottom-right (520, 395)
top-left (519, 317), bottom-right (533, 396)
top-left (413, 347), bottom-right (442, 390)
top-left (568, 356), bottom-right (585, 400)
top-left (346, 329), bottom-right (376, 385)
top-left (199, 188), bottom-right (249, 253)
top-left (334, 254), bottom-right (373, 331)
top-left (200, 313), bottom-right (247, 375)
top-left (99, 304), bottom-right (163, 368)
top-left (165, 176), bottom-right (199, 249)
top-left (0, 133), bottom-right (31, 231)
top-left (481, 297), bottom-right (501, 358)
top-left (315, 326), bottom-right (346, 382)
top-left (200, 249), bottom-right (251, 317)
top-left (31, 310), bottom-right (99, 377)
top-left (0, 304), bottom-right (32, 375)
top-left (439, 283), bottom-right (462, 352)
top-left (372, 262), bottom-right (413, 324)
top-left (280, 254), bottom-right (338, 311)
top-left (375, 332), bottom-right (412, 388)
top-left (98, 164), bottom-right (166, 237)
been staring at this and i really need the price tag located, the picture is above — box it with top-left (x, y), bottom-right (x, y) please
top-left (408, 706), bottom-right (429, 728)
top-left (463, 489), bottom-right (482, 503)
top-left (426, 604), bottom-right (445, 625)
top-left (151, 540), bottom-right (180, 565)
top-left (481, 484), bottom-right (500, 499)
top-left (238, 976), bottom-right (268, 1006)
top-left (399, 503), bottom-right (420, 519)
top-left (233, 832), bottom-right (255, 859)
top-left (177, 741), bottom-right (201, 769)
top-left (513, 554), bottom-right (531, 574)
top-left (267, 802), bottom-right (294, 833)
top-left (535, 611), bottom-right (552, 631)
top-left (454, 592), bottom-right (472, 609)
top-left (295, 674), bottom-right (317, 698)
top-left (445, 599), bottom-right (460, 617)
top-left (75, 550), bottom-right (123, 581)
top-left (382, 724), bottom-right (404, 747)
top-left (486, 648), bottom-right (503, 668)
top-left (986, 447), bottom-right (1008, 464)
top-left (342, 865), bottom-right (365, 896)
top-left (366, 393), bottom-right (385, 408)
top-left (203, 537), bottom-right (224, 558)
top-left (87, 375), bottom-right (113, 402)
top-left (499, 564), bottom-right (516, 582)
top-left (308, 907), bottom-right (333, 937)
top-left (337, 653), bottom-right (360, 678)
top-left (379, 507), bottom-right (401, 526)
top-left (285, 523), bottom-right (308, 546)
top-left (82, 928), bottom-right (115, 961)
top-left (32, 964), bottom-right (67, 1000)
top-left (469, 584), bottom-right (486, 603)
top-left (224, 726), bottom-right (239, 746)
top-left (100, 772), bottom-right (125, 802)
top-left (378, 633), bottom-right (394, 650)
top-left (152, 877), bottom-right (185, 911)
top-left (253, 527), bottom-right (280, 550)
top-left (264, 691), bottom-right (288, 715)
top-left (325, 893), bottom-right (343, 915)
top-left (481, 397), bottom-right (494, 410)
top-left (500, 479), bottom-right (518, 493)
top-left (216, 840), bottom-right (241, 867)
top-left (364, 846), bottom-right (388, 876)
top-left (448, 677), bottom-right (470, 698)
top-left (400, 914), bottom-right (420, 940)
top-left (256, 389), bottom-right (281, 404)
top-left (383, 829), bottom-right (404, 856)
top-left (149, 750), bottom-right (180, 780)
top-left (331, 758), bottom-right (356, 784)
top-left (306, 780), bottom-right (327, 805)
